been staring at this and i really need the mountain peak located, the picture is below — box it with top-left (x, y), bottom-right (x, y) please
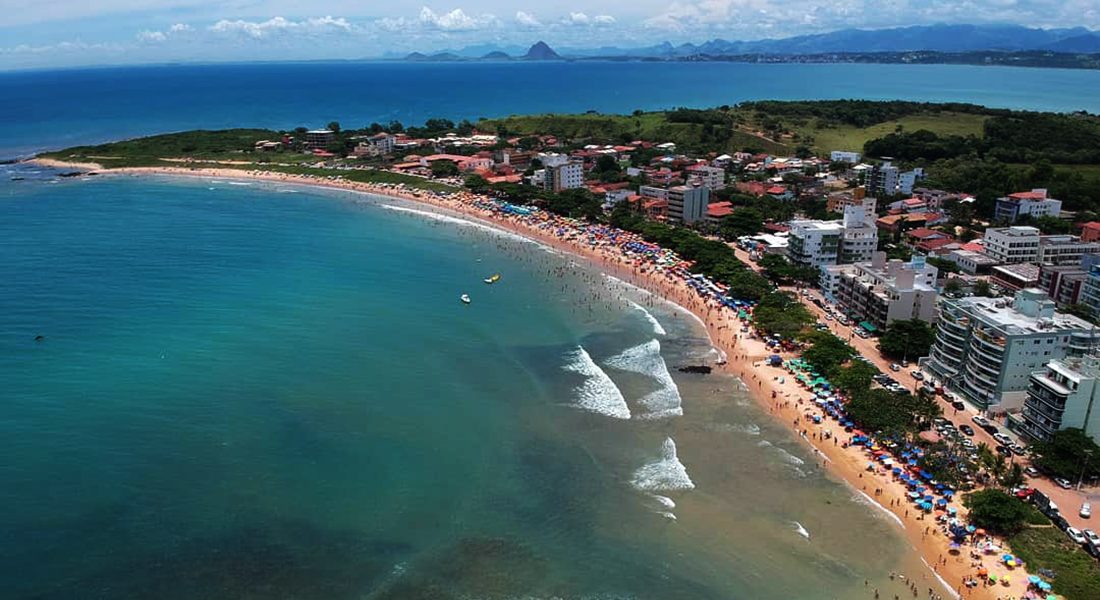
top-left (524, 41), bottom-right (560, 60)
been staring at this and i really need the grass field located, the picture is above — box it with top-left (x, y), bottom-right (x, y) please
top-left (1010, 527), bottom-right (1100, 600)
top-left (797, 112), bottom-right (989, 154)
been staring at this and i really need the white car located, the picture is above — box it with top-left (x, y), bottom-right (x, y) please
top-left (1067, 527), bottom-right (1087, 544)
top-left (972, 415), bottom-right (989, 427)
top-left (1085, 529), bottom-right (1100, 546)
top-left (1082, 502), bottom-right (1092, 519)
top-left (1055, 477), bottom-right (1073, 490)
top-left (890, 363), bottom-right (901, 372)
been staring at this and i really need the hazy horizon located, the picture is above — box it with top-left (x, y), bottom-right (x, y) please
top-left (2, 1), bottom-right (1099, 71)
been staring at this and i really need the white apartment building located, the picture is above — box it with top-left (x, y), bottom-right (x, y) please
top-left (824, 253), bottom-right (939, 331)
top-left (667, 185), bottom-right (710, 224)
top-left (982, 226), bottom-right (1041, 264)
top-left (545, 162), bottom-right (584, 192)
top-left (1017, 355), bottom-right (1100, 444)
top-left (994, 189), bottom-right (1062, 223)
top-left (1038, 235), bottom-right (1100, 266)
top-left (789, 198), bottom-right (878, 273)
top-left (787, 220), bottom-right (844, 269)
top-left (922, 289), bottom-right (1100, 411)
top-left (685, 164), bottom-right (726, 190)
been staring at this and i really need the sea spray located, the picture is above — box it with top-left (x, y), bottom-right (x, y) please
top-left (626, 300), bottom-right (666, 336)
top-left (562, 346), bottom-right (631, 419)
top-left (604, 339), bottom-right (683, 418)
top-left (631, 437), bottom-right (695, 492)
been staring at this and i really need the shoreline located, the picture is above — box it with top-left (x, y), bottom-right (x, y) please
top-left (25, 160), bottom-right (1035, 599)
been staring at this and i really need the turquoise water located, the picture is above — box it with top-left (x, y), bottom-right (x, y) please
top-left (3, 61), bottom-right (1100, 157)
top-left (0, 175), bottom-right (939, 598)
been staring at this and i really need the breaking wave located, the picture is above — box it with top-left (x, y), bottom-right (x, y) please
top-left (627, 300), bottom-right (667, 336)
top-left (604, 339), bottom-right (683, 419)
top-left (562, 346), bottom-right (631, 419)
top-left (378, 204), bottom-right (541, 246)
top-left (630, 437), bottom-right (695, 492)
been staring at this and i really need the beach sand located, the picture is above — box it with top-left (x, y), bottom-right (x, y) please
top-left (31, 161), bottom-right (1038, 599)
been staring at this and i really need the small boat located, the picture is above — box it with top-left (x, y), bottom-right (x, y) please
top-left (483, 274), bottom-right (501, 284)
top-left (460, 294), bottom-right (471, 304)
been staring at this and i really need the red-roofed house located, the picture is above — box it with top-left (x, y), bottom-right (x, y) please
top-left (642, 198), bottom-right (668, 220)
top-left (705, 201), bottom-right (734, 225)
top-left (1081, 221), bottom-right (1100, 243)
top-left (766, 185), bottom-right (792, 200)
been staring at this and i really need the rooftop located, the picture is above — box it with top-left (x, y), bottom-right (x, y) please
top-left (952, 290), bottom-right (1094, 335)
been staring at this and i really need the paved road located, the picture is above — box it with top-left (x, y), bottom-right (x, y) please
top-left (796, 287), bottom-right (1099, 532)
top-left (728, 244), bottom-right (1100, 534)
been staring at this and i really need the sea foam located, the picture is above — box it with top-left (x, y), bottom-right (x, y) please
top-left (627, 300), bottom-right (667, 336)
top-left (630, 437), bottom-right (695, 492)
top-left (378, 203), bottom-right (539, 246)
top-left (562, 346), bottom-right (631, 419)
top-left (604, 339), bottom-right (683, 419)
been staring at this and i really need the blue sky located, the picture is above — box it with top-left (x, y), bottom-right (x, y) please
top-left (1, 1), bottom-right (1098, 70)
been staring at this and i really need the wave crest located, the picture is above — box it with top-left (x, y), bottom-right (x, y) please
top-left (631, 437), bottom-right (695, 492)
top-left (562, 346), bottom-right (631, 419)
top-left (604, 339), bottom-right (683, 419)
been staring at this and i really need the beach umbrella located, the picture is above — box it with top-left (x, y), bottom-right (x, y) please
top-left (1028, 576), bottom-right (1041, 584)
top-left (1038, 581), bottom-right (1052, 591)
top-left (988, 574), bottom-right (997, 582)
top-left (1047, 595), bottom-right (1057, 600)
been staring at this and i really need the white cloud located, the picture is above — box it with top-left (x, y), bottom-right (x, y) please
top-left (136, 23), bottom-right (193, 43)
top-left (515, 11), bottom-right (542, 27)
top-left (209, 16), bottom-right (353, 38)
top-left (418, 7), bottom-right (497, 31)
top-left (564, 12), bottom-right (616, 26)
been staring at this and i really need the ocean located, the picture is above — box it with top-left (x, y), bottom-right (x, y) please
top-left (0, 173), bottom-right (941, 599)
top-left (3, 60), bottom-right (1100, 158)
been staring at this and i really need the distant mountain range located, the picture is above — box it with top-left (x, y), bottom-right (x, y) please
top-left (396, 24), bottom-right (1100, 62)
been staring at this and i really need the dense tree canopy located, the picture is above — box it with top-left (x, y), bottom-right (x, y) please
top-left (1031, 429), bottom-right (1100, 481)
top-left (878, 319), bottom-right (936, 361)
top-left (753, 292), bottom-right (814, 338)
top-left (964, 489), bottom-right (1032, 536)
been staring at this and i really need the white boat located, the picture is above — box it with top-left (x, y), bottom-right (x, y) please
top-left (460, 294), bottom-right (471, 304)
top-left (483, 273), bottom-right (501, 284)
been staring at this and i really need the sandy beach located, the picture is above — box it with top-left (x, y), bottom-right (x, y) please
top-left (31, 160), bottom-right (1040, 600)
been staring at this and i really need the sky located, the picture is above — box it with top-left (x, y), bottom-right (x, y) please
top-left (1, 0), bottom-right (1099, 70)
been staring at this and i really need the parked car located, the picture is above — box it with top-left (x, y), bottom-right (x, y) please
top-left (1024, 467), bottom-right (1040, 478)
top-left (951, 400), bottom-right (966, 411)
top-left (1011, 444), bottom-right (1028, 456)
top-left (890, 363), bottom-right (901, 372)
top-left (1067, 527), bottom-right (1087, 545)
top-left (972, 415), bottom-right (989, 427)
top-left (996, 445), bottom-right (1013, 456)
top-left (960, 424), bottom-right (975, 436)
top-left (911, 370), bottom-right (924, 380)
top-left (993, 433), bottom-right (1011, 445)
top-left (1085, 529), bottom-right (1100, 546)
top-left (1082, 502), bottom-right (1092, 519)
top-left (1055, 477), bottom-right (1073, 490)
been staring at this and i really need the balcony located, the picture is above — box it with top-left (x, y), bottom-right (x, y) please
top-left (964, 362), bottom-right (999, 391)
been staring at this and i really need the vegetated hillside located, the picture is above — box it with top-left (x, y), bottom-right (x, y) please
top-left (41, 129), bottom-right (282, 166)
top-left (478, 109), bottom-right (792, 155)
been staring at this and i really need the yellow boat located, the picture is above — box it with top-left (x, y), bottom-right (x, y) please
top-left (483, 274), bottom-right (501, 284)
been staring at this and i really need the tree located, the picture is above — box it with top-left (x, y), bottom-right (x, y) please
top-left (944, 278), bottom-right (965, 296)
top-left (719, 208), bottom-right (764, 240)
top-left (802, 331), bottom-right (855, 377)
top-left (878, 319), bottom-right (936, 361)
top-left (1031, 428), bottom-right (1100, 481)
top-left (845, 389), bottom-right (915, 435)
top-left (753, 292), bottom-right (814, 338)
top-left (833, 361), bottom-right (877, 396)
top-left (973, 280), bottom-right (994, 297)
top-left (963, 489), bottom-right (1031, 535)
top-left (464, 174), bottom-right (489, 193)
top-left (327, 121), bottom-right (341, 134)
top-left (430, 160), bottom-right (460, 178)
top-left (1002, 463), bottom-right (1025, 489)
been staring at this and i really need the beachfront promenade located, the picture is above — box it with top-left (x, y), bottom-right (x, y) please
top-left (42, 162), bottom-right (1043, 600)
